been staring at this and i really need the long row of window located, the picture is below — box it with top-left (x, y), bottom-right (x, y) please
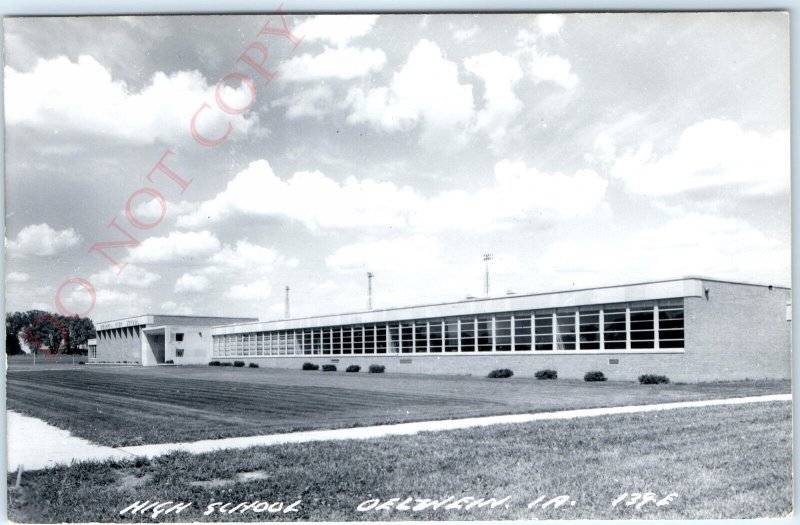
top-left (212, 300), bottom-right (684, 357)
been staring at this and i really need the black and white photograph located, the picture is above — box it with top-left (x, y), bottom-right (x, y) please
top-left (2, 8), bottom-right (793, 522)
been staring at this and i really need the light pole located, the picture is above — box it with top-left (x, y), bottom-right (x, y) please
top-left (367, 272), bottom-right (374, 310)
top-left (284, 285), bottom-right (290, 319)
top-left (483, 253), bottom-right (493, 297)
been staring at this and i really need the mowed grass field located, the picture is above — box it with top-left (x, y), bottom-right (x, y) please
top-left (6, 365), bottom-right (790, 447)
top-left (7, 401), bottom-right (792, 522)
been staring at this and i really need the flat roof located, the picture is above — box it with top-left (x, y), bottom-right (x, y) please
top-left (97, 313), bottom-right (258, 324)
top-left (212, 275), bottom-right (790, 334)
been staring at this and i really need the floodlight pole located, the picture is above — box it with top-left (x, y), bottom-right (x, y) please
top-left (483, 253), bottom-right (493, 297)
top-left (367, 272), bottom-right (374, 310)
top-left (284, 286), bottom-right (290, 319)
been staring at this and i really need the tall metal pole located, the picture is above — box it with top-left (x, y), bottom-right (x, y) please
top-left (367, 272), bottom-right (374, 310)
top-left (483, 253), bottom-right (493, 297)
top-left (284, 286), bottom-right (290, 319)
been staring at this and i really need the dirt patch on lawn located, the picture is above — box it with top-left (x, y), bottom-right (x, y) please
top-left (190, 470), bottom-right (269, 488)
top-left (115, 473), bottom-right (153, 492)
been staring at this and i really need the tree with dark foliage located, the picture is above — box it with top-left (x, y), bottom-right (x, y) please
top-left (6, 310), bottom-right (95, 355)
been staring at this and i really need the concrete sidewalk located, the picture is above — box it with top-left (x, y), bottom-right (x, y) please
top-left (8, 393), bottom-right (791, 472)
top-left (6, 411), bottom-right (134, 472)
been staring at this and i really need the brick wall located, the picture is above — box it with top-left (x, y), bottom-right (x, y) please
top-left (682, 280), bottom-right (791, 381)
top-left (94, 325), bottom-right (142, 363)
top-left (215, 281), bottom-right (791, 382)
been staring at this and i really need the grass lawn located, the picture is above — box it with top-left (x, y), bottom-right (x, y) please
top-left (6, 366), bottom-right (790, 447)
top-left (7, 401), bottom-right (792, 522)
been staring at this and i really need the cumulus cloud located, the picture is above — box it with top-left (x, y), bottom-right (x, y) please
top-left (64, 287), bottom-right (151, 318)
top-left (207, 241), bottom-right (280, 272)
top-left (326, 236), bottom-right (441, 273)
top-left (453, 25), bottom-right (479, 41)
top-left (89, 264), bottom-right (161, 288)
top-left (610, 119), bottom-right (790, 196)
top-left (127, 230), bottom-right (220, 263)
top-left (5, 55), bottom-right (258, 144)
top-left (464, 51), bottom-right (523, 151)
top-left (174, 273), bottom-right (210, 293)
top-left (6, 271), bottom-right (30, 283)
top-left (535, 14), bottom-right (566, 36)
top-left (345, 39), bottom-right (475, 147)
top-left (530, 50), bottom-right (579, 89)
top-left (177, 159), bottom-right (608, 232)
top-left (538, 214), bottom-right (790, 287)
top-left (227, 278), bottom-right (271, 301)
top-left (7, 223), bottom-right (80, 257)
top-left (280, 47), bottom-right (386, 81)
top-left (413, 159), bottom-right (608, 232)
top-left (131, 199), bottom-right (198, 222)
top-left (177, 160), bottom-right (420, 230)
top-left (293, 15), bottom-right (379, 47)
top-left (272, 86), bottom-right (333, 119)
top-left (161, 301), bottom-right (194, 315)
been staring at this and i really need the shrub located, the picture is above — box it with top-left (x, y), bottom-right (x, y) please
top-left (209, 361), bottom-right (221, 366)
top-left (534, 369), bottom-right (558, 380)
top-left (164, 359), bottom-right (174, 364)
top-left (221, 362), bottom-right (233, 367)
top-left (584, 371), bottom-right (607, 382)
top-left (78, 361), bottom-right (85, 365)
top-left (233, 361), bottom-right (245, 367)
top-left (302, 362), bottom-right (320, 371)
top-left (639, 374), bottom-right (670, 385)
top-left (488, 368), bottom-right (514, 379)
top-left (368, 364), bottom-right (385, 374)
top-left (249, 362), bottom-right (259, 368)
top-left (346, 365), bottom-right (361, 373)
top-left (322, 364), bottom-right (337, 372)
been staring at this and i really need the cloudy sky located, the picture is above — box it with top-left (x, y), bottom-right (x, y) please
top-left (3, 12), bottom-right (790, 322)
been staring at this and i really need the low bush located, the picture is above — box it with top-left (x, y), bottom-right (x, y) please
top-left (302, 362), bottom-right (320, 371)
top-left (209, 361), bottom-right (221, 366)
top-left (584, 370), bottom-right (607, 382)
top-left (248, 362), bottom-right (259, 368)
top-left (346, 365), bottom-right (361, 373)
top-left (233, 361), bottom-right (245, 367)
top-left (322, 364), bottom-right (337, 372)
top-left (488, 368), bottom-right (514, 379)
top-left (78, 361), bottom-right (85, 365)
top-left (368, 364), bottom-right (385, 374)
top-left (639, 374), bottom-right (670, 385)
top-left (535, 369), bottom-right (558, 380)
top-left (164, 360), bottom-right (174, 365)
top-left (221, 362), bottom-right (233, 367)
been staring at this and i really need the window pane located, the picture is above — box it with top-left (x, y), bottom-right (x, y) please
top-left (514, 315), bottom-right (531, 351)
top-left (477, 317), bottom-right (492, 351)
top-left (353, 326), bottom-right (364, 354)
top-left (579, 311), bottom-right (600, 332)
top-left (414, 322), bottom-right (428, 353)
top-left (389, 325), bottom-right (400, 353)
top-left (332, 328), bottom-right (341, 355)
top-left (444, 320), bottom-right (459, 352)
top-left (631, 330), bottom-right (655, 341)
top-left (341, 327), bottom-right (352, 354)
top-left (376, 325), bottom-right (387, 354)
top-left (534, 314), bottom-right (553, 350)
top-left (556, 313), bottom-right (576, 350)
top-left (658, 306), bottom-right (684, 348)
top-left (429, 320), bottom-right (443, 353)
top-left (460, 318), bottom-right (475, 352)
top-left (400, 323), bottom-right (413, 353)
top-left (364, 325), bottom-right (375, 354)
top-left (496, 316), bottom-right (511, 351)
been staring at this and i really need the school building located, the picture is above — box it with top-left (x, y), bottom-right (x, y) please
top-left (91, 277), bottom-right (792, 382)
